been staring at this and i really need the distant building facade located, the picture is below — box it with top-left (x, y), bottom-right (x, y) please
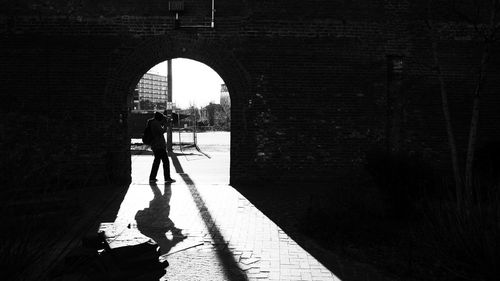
top-left (197, 84), bottom-right (231, 130)
top-left (133, 72), bottom-right (168, 111)
top-left (219, 84), bottom-right (231, 130)
top-left (220, 84), bottom-right (230, 108)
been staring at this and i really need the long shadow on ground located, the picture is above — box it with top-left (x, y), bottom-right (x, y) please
top-left (170, 153), bottom-right (248, 281)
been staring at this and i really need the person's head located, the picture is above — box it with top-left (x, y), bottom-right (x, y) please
top-left (154, 111), bottom-right (166, 121)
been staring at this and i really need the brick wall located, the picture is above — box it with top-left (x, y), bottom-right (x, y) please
top-left (1, 0), bottom-right (499, 188)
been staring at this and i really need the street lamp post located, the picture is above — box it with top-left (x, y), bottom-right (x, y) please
top-left (167, 59), bottom-right (173, 152)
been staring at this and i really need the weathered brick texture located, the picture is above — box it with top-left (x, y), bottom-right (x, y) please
top-left (1, 0), bottom-right (499, 187)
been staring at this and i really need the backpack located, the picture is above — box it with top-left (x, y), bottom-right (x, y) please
top-left (142, 120), bottom-right (153, 145)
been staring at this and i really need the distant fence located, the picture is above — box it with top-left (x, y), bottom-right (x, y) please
top-left (128, 111), bottom-right (217, 142)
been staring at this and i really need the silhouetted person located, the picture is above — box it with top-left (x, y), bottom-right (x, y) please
top-left (148, 112), bottom-right (175, 183)
top-left (135, 183), bottom-right (186, 256)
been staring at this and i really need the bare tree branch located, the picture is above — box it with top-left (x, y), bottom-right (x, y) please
top-left (426, 1), bottom-right (464, 199)
top-left (489, 0), bottom-right (500, 41)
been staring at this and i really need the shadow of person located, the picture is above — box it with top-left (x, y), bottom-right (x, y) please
top-left (135, 183), bottom-right (187, 258)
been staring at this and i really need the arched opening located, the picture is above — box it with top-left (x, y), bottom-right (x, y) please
top-left (104, 35), bottom-right (252, 185)
top-left (103, 39), bottom-right (256, 280)
top-left (129, 58), bottom-right (231, 184)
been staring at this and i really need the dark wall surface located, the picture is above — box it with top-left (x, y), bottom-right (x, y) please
top-left (1, 0), bottom-right (499, 187)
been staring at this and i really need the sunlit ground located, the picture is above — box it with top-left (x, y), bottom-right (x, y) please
top-left (131, 131), bottom-right (230, 184)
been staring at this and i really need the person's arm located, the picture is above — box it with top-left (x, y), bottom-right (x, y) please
top-left (160, 118), bottom-right (171, 133)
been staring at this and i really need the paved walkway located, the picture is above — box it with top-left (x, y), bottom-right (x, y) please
top-left (98, 149), bottom-right (340, 281)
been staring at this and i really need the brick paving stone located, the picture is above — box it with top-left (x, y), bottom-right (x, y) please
top-left (241, 251), bottom-right (253, 259)
top-left (241, 257), bottom-right (260, 265)
top-left (239, 265), bottom-right (255, 271)
top-left (96, 154), bottom-right (342, 281)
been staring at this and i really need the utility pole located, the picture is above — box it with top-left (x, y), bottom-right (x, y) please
top-left (167, 59), bottom-right (173, 152)
top-left (193, 105), bottom-right (197, 146)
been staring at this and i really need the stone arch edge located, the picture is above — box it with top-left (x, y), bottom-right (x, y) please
top-left (103, 34), bottom-right (253, 185)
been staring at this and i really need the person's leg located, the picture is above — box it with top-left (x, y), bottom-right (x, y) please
top-left (149, 149), bottom-right (161, 181)
top-left (159, 149), bottom-right (173, 181)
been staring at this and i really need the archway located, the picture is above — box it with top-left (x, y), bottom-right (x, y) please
top-left (105, 35), bottom-right (251, 185)
top-left (129, 58), bottom-right (231, 184)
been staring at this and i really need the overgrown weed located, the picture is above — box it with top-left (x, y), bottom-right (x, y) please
top-left (420, 182), bottom-right (500, 281)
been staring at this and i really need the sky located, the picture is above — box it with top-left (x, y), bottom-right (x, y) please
top-left (148, 58), bottom-right (225, 109)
